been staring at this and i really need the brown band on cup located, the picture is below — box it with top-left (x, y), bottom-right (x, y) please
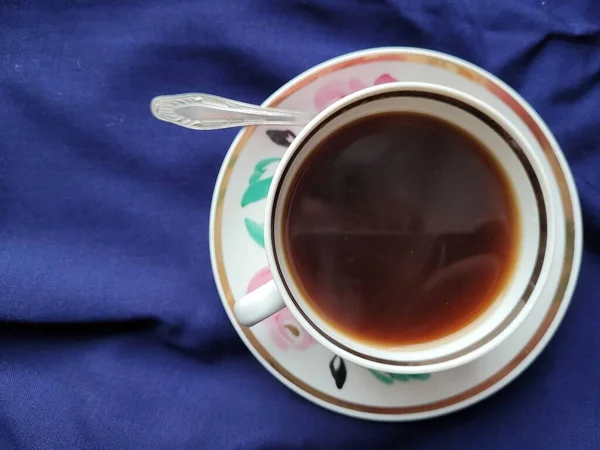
top-left (270, 90), bottom-right (548, 367)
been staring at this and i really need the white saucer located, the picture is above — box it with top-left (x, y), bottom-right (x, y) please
top-left (209, 47), bottom-right (582, 421)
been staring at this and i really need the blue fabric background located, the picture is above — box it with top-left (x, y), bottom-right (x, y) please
top-left (1, 1), bottom-right (599, 448)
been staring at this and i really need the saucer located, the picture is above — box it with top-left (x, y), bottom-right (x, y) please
top-left (209, 47), bottom-right (582, 421)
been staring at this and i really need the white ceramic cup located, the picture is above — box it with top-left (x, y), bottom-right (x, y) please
top-left (233, 82), bottom-right (556, 374)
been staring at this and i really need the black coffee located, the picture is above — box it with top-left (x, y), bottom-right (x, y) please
top-left (283, 112), bottom-right (518, 346)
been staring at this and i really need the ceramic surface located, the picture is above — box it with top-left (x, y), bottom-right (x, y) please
top-left (209, 47), bottom-right (582, 421)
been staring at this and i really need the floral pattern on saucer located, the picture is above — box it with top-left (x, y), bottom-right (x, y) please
top-left (246, 268), bottom-right (316, 351)
top-left (314, 73), bottom-right (397, 111)
top-left (211, 48), bottom-right (579, 421)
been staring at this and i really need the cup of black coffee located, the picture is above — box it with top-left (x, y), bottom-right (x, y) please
top-left (234, 82), bottom-right (556, 374)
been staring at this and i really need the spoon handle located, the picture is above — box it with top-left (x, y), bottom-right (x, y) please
top-left (150, 93), bottom-right (314, 130)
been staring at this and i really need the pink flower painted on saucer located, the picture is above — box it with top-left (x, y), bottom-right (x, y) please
top-left (267, 307), bottom-right (315, 350)
top-left (314, 73), bottom-right (398, 111)
top-left (246, 266), bottom-right (273, 292)
top-left (246, 267), bottom-right (315, 351)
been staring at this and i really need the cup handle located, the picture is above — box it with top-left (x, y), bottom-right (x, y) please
top-left (233, 280), bottom-right (285, 327)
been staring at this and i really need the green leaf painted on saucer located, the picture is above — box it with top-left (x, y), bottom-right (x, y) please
top-left (368, 370), bottom-right (394, 385)
top-left (368, 369), bottom-right (430, 384)
top-left (248, 157), bottom-right (281, 184)
top-left (241, 179), bottom-right (272, 207)
top-left (407, 373), bottom-right (431, 381)
top-left (241, 158), bottom-right (281, 207)
top-left (244, 218), bottom-right (265, 248)
top-left (390, 373), bottom-right (411, 382)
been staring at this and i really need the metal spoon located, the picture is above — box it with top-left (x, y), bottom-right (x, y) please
top-left (150, 93), bottom-right (314, 130)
